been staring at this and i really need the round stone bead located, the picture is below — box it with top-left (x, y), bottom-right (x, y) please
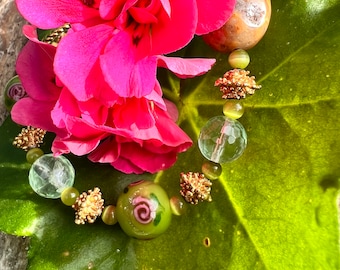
top-left (102, 205), bottom-right (118, 225)
top-left (228, 49), bottom-right (250, 69)
top-left (61, 187), bottom-right (79, 206)
top-left (170, 196), bottom-right (186, 216)
top-left (29, 154), bottom-right (75, 199)
top-left (26, 148), bottom-right (44, 164)
top-left (202, 161), bottom-right (222, 180)
top-left (223, 100), bottom-right (245, 119)
top-left (198, 116), bottom-right (247, 163)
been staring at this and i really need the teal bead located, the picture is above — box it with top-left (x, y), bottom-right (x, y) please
top-left (202, 161), bottom-right (222, 180)
top-left (198, 116), bottom-right (247, 163)
top-left (29, 154), bottom-right (75, 199)
top-left (223, 100), bottom-right (245, 119)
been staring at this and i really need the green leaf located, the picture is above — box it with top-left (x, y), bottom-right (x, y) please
top-left (1, 0), bottom-right (340, 269)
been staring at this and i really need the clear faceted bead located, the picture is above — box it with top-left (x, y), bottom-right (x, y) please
top-left (198, 116), bottom-right (247, 163)
top-left (29, 154), bottom-right (75, 199)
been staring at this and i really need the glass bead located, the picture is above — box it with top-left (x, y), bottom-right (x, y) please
top-left (198, 116), bottom-right (247, 163)
top-left (223, 100), bottom-right (245, 119)
top-left (26, 148), bottom-right (44, 164)
top-left (116, 180), bottom-right (172, 239)
top-left (202, 161), bottom-right (222, 180)
top-left (61, 187), bottom-right (79, 206)
top-left (4, 75), bottom-right (26, 111)
top-left (102, 205), bottom-right (118, 225)
top-left (29, 154), bottom-right (75, 199)
top-left (228, 49), bottom-right (250, 69)
top-left (169, 196), bottom-right (186, 216)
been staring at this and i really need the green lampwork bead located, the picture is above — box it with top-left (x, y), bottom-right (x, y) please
top-left (228, 49), bottom-right (250, 69)
top-left (170, 196), bottom-right (186, 216)
top-left (61, 187), bottom-right (79, 206)
top-left (223, 100), bottom-right (245, 119)
top-left (102, 205), bottom-right (118, 225)
top-left (4, 75), bottom-right (27, 111)
top-left (26, 148), bottom-right (44, 164)
top-left (116, 180), bottom-right (172, 239)
top-left (202, 161), bottom-right (222, 180)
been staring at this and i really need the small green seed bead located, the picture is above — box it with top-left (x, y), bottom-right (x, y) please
top-left (202, 161), bottom-right (222, 180)
top-left (170, 196), bottom-right (186, 216)
top-left (102, 205), bottom-right (118, 225)
top-left (26, 148), bottom-right (44, 164)
top-left (228, 49), bottom-right (250, 69)
top-left (223, 100), bottom-right (245, 119)
top-left (61, 187), bottom-right (79, 206)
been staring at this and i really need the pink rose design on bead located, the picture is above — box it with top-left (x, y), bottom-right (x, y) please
top-left (132, 196), bottom-right (158, 224)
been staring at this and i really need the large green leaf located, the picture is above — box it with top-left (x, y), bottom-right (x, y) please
top-left (1, 0), bottom-right (339, 269)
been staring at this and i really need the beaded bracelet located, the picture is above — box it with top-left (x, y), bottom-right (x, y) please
top-left (6, 45), bottom-right (261, 240)
top-left (5, 0), bottom-right (269, 239)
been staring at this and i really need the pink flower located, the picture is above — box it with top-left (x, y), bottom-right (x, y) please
top-left (11, 30), bottom-right (214, 174)
top-left (16, 0), bottom-right (236, 98)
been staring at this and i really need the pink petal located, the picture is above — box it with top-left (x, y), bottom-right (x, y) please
top-left (148, 0), bottom-right (197, 55)
top-left (157, 55), bottom-right (216, 78)
top-left (100, 0), bottom-right (126, 20)
top-left (11, 98), bottom-right (65, 136)
top-left (101, 30), bottom-right (157, 98)
top-left (144, 82), bottom-right (166, 111)
top-left (118, 142), bottom-right (178, 173)
top-left (88, 136), bottom-right (120, 163)
top-left (195, 0), bottom-right (236, 35)
top-left (51, 138), bottom-right (71, 156)
top-left (129, 7), bottom-right (158, 24)
top-left (51, 88), bottom-right (80, 129)
top-left (129, 107), bottom-right (192, 150)
top-left (52, 135), bottom-right (102, 156)
top-left (62, 117), bottom-right (106, 140)
top-left (16, 41), bottom-right (59, 101)
top-left (78, 98), bottom-right (109, 126)
top-left (16, 0), bottom-right (99, 29)
top-left (54, 24), bottom-right (113, 101)
top-left (159, 0), bottom-right (171, 17)
top-left (164, 99), bottom-right (179, 122)
top-left (113, 97), bottom-right (155, 129)
top-left (111, 156), bottom-right (145, 174)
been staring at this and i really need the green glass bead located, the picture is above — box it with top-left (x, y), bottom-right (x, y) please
top-left (4, 75), bottom-right (26, 111)
top-left (202, 161), bottom-right (222, 180)
top-left (116, 180), bottom-right (172, 239)
top-left (170, 196), bottom-right (186, 216)
top-left (223, 100), bottom-right (245, 119)
top-left (198, 116), bottom-right (247, 163)
top-left (61, 187), bottom-right (79, 206)
top-left (228, 49), bottom-right (250, 69)
top-left (102, 205), bottom-right (118, 225)
top-left (26, 148), bottom-right (44, 164)
top-left (29, 154), bottom-right (75, 199)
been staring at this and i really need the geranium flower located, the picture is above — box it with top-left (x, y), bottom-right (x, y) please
top-left (16, 0), bottom-right (236, 98)
top-left (11, 30), bottom-right (215, 174)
